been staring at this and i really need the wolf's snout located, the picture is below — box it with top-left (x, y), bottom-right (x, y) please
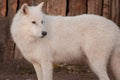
top-left (42, 31), bottom-right (47, 37)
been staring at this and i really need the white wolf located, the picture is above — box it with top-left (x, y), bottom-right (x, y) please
top-left (11, 2), bottom-right (120, 80)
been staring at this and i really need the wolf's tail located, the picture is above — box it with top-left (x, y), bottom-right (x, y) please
top-left (111, 40), bottom-right (120, 80)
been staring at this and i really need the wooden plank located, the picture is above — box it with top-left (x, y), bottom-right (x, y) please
top-left (8, 0), bottom-right (18, 23)
top-left (32, 0), bottom-right (46, 5)
top-left (46, 0), bottom-right (66, 16)
top-left (111, 0), bottom-right (116, 22)
top-left (3, 0), bottom-right (18, 63)
top-left (88, 0), bottom-right (103, 15)
top-left (19, 0), bottom-right (47, 13)
top-left (118, 1), bottom-right (120, 27)
top-left (0, 0), bottom-right (7, 61)
top-left (0, 17), bottom-right (7, 61)
top-left (19, 0), bottom-right (32, 7)
top-left (111, 0), bottom-right (120, 26)
top-left (102, 0), bottom-right (112, 18)
top-left (0, 0), bottom-right (6, 17)
top-left (67, 0), bottom-right (87, 16)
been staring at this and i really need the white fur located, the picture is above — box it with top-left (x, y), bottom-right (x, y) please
top-left (11, 2), bottom-right (120, 80)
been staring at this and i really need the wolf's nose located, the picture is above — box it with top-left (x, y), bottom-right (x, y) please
top-left (42, 31), bottom-right (47, 36)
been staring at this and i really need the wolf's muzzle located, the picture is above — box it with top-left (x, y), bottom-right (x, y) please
top-left (42, 31), bottom-right (47, 37)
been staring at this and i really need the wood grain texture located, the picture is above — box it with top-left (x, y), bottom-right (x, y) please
top-left (111, 0), bottom-right (120, 26)
top-left (3, 0), bottom-right (18, 62)
top-left (88, 0), bottom-right (103, 15)
top-left (0, 0), bottom-right (6, 17)
top-left (19, 0), bottom-right (32, 7)
top-left (46, 0), bottom-right (66, 16)
top-left (102, 0), bottom-right (111, 18)
top-left (67, 0), bottom-right (87, 16)
top-left (0, 17), bottom-right (7, 61)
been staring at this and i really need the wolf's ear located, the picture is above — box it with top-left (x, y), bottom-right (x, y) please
top-left (20, 3), bottom-right (29, 15)
top-left (37, 2), bottom-right (44, 11)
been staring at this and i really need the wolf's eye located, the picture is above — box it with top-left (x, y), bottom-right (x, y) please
top-left (41, 20), bottom-right (43, 24)
top-left (32, 21), bottom-right (36, 24)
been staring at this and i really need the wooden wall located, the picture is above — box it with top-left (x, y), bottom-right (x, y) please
top-left (0, 0), bottom-right (120, 62)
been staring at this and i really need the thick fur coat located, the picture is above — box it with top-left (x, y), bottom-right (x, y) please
top-left (11, 2), bottom-right (120, 80)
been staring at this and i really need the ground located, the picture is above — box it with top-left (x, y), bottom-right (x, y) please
top-left (0, 61), bottom-right (114, 80)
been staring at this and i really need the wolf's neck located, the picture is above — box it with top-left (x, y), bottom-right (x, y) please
top-left (15, 34), bottom-right (38, 53)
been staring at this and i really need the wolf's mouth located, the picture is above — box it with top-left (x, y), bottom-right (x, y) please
top-left (41, 35), bottom-right (46, 38)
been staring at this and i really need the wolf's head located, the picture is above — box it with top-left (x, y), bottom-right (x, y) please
top-left (11, 2), bottom-right (47, 41)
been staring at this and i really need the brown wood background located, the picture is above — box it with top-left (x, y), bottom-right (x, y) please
top-left (0, 0), bottom-right (120, 63)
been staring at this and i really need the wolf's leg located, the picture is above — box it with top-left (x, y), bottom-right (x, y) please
top-left (85, 49), bottom-right (110, 80)
top-left (83, 34), bottom-right (113, 80)
top-left (88, 56), bottom-right (110, 80)
top-left (41, 62), bottom-right (53, 80)
top-left (111, 46), bottom-right (120, 80)
top-left (33, 63), bottom-right (42, 80)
